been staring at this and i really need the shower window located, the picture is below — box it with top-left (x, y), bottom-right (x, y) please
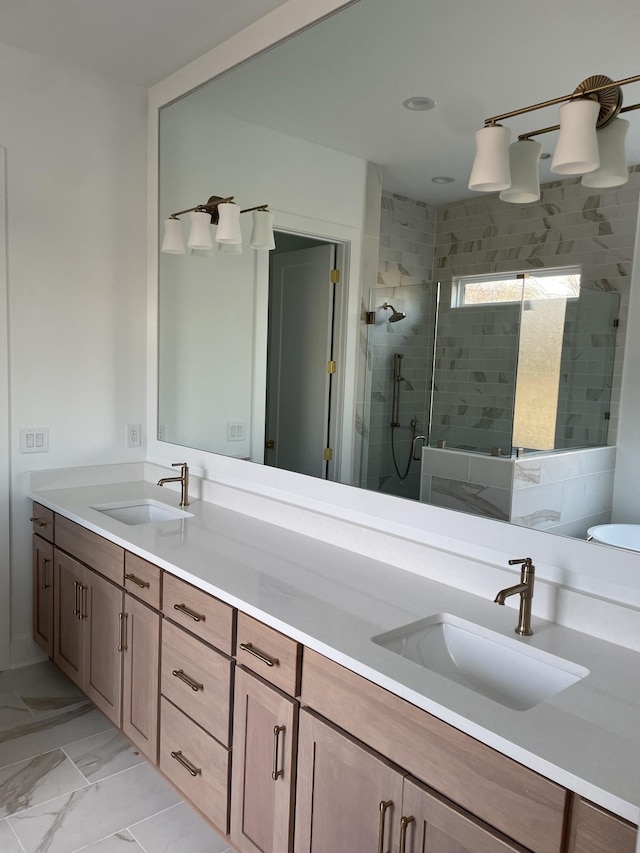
top-left (452, 266), bottom-right (581, 307)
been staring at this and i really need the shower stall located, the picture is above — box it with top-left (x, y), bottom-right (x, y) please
top-left (362, 281), bottom-right (620, 510)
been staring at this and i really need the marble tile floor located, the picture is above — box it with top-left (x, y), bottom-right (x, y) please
top-left (0, 660), bottom-right (232, 853)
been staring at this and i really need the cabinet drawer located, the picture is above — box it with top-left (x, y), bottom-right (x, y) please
top-left (31, 503), bottom-right (54, 542)
top-left (55, 515), bottom-right (124, 586)
top-left (301, 649), bottom-right (567, 853)
top-left (236, 612), bottom-right (302, 696)
top-left (160, 697), bottom-right (230, 833)
top-left (163, 573), bottom-right (234, 654)
top-left (161, 619), bottom-right (232, 746)
top-left (124, 552), bottom-right (162, 610)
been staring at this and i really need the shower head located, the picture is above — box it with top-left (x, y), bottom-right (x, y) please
top-left (382, 302), bottom-right (406, 323)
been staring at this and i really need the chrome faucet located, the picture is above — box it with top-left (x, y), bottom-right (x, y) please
top-left (157, 462), bottom-right (190, 507)
top-left (494, 557), bottom-right (535, 636)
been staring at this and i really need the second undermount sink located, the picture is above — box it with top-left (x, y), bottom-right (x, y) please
top-left (372, 613), bottom-right (589, 711)
top-left (91, 499), bottom-right (193, 526)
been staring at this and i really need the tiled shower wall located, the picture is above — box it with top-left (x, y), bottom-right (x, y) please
top-left (361, 192), bottom-right (437, 499)
top-left (434, 167), bottom-right (640, 447)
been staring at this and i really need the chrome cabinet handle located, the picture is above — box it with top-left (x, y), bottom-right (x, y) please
top-left (272, 725), bottom-right (286, 781)
top-left (399, 816), bottom-right (415, 853)
top-left (124, 572), bottom-right (150, 589)
top-left (73, 581), bottom-right (80, 616)
top-left (171, 750), bottom-right (201, 777)
top-left (118, 612), bottom-right (128, 652)
top-left (239, 642), bottom-right (279, 668)
top-left (173, 603), bottom-right (205, 622)
top-left (378, 800), bottom-right (393, 853)
top-left (30, 517), bottom-right (47, 527)
top-left (172, 669), bottom-right (203, 692)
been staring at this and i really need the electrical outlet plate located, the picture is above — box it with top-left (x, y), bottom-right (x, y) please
top-left (126, 423), bottom-right (142, 448)
top-left (20, 427), bottom-right (49, 453)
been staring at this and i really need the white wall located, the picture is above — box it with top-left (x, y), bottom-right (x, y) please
top-left (158, 99), bottom-right (366, 459)
top-left (0, 42), bottom-right (148, 666)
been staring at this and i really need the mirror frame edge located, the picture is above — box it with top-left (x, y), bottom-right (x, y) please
top-left (146, 0), bottom-right (640, 600)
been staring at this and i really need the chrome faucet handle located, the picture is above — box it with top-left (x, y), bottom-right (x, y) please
top-left (172, 462), bottom-right (188, 470)
top-left (508, 557), bottom-right (534, 568)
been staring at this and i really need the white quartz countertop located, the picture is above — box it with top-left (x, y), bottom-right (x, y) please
top-left (31, 480), bottom-right (640, 826)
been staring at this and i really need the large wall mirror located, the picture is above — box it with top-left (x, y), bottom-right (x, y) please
top-left (157, 0), bottom-right (640, 551)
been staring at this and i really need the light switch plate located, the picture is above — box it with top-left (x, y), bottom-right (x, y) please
top-left (20, 427), bottom-right (49, 453)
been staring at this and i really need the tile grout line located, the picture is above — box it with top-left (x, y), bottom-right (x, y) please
top-left (3, 817), bottom-right (28, 853)
top-left (59, 746), bottom-right (93, 787)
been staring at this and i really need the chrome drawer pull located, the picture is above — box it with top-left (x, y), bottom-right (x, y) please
top-left (399, 816), bottom-right (415, 853)
top-left (124, 572), bottom-right (150, 589)
top-left (239, 642), bottom-right (279, 668)
top-left (73, 581), bottom-right (80, 616)
top-left (172, 669), bottom-right (203, 692)
top-left (173, 603), bottom-right (205, 622)
top-left (378, 800), bottom-right (393, 853)
top-left (171, 750), bottom-right (201, 777)
top-left (30, 517), bottom-right (47, 527)
top-left (41, 557), bottom-right (51, 590)
top-left (118, 613), bottom-right (128, 652)
top-left (80, 585), bottom-right (88, 620)
top-left (272, 725), bottom-right (286, 781)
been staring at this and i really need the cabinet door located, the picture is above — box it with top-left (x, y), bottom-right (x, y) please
top-left (122, 593), bottom-right (160, 763)
top-left (567, 798), bottom-right (637, 853)
top-left (295, 709), bottom-right (404, 853)
top-left (33, 534), bottom-right (54, 656)
top-left (400, 776), bottom-right (528, 853)
top-left (53, 549), bottom-right (85, 687)
top-left (83, 568), bottom-right (124, 727)
top-left (231, 668), bottom-right (298, 853)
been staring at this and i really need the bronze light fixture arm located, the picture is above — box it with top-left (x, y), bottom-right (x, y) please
top-left (484, 72), bottom-right (640, 128)
top-left (168, 196), bottom-right (269, 222)
top-left (517, 101), bottom-right (640, 142)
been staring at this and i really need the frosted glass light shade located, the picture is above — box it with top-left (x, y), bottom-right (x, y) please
top-left (217, 241), bottom-right (243, 255)
top-left (499, 139), bottom-right (542, 203)
top-left (250, 210), bottom-right (276, 250)
top-left (551, 99), bottom-right (600, 175)
top-left (187, 211), bottom-right (213, 250)
top-left (161, 218), bottom-right (185, 254)
top-left (582, 118), bottom-right (629, 188)
top-left (216, 202), bottom-right (242, 244)
top-left (468, 125), bottom-right (511, 192)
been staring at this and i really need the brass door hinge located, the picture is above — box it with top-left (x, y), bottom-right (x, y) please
top-left (265, 439), bottom-right (275, 449)
top-left (327, 360), bottom-right (337, 374)
top-left (330, 269), bottom-right (340, 284)
top-left (323, 448), bottom-right (333, 461)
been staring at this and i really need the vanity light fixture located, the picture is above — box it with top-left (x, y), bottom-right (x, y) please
top-left (469, 73), bottom-right (640, 202)
top-left (161, 194), bottom-right (275, 255)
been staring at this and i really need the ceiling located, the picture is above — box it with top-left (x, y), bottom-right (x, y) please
top-left (0, 0), bottom-right (288, 87)
top-left (180, 0), bottom-right (640, 204)
top-left (3, 0), bottom-right (640, 204)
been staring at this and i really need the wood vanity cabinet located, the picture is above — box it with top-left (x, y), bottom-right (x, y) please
top-left (32, 534), bottom-right (54, 656)
top-left (301, 649), bottom-right (567, 853)
top-left (567, 798), bottom-right (637, 853)
top-left (121, 553), bottom-right (162, 764)
top-left (230, 667), bottom-right (298, 853)
top-left (295, 710), bottom-right (528, 853)
top-left (159, 573), bottom-right (234, 833)
top-left (53, 547), bottom-right (124, 726)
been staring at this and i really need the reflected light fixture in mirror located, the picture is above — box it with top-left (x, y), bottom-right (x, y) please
top-left (470, 73), bottom-right (640, 202)
top-left (161, 193), bottom-right (275, 254)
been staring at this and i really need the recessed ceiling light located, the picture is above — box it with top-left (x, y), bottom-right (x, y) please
top-left (540, 152), bottom-right (551, 160)
top-left (403, 96), bottom-right (436, 111)
top-left (431, 176), bottom-right (455, 184)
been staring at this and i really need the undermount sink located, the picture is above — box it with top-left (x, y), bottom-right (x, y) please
top-left (372, 613), bottom-right (589, 711)
top-left (91, 499), bottom-right (193, 526)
